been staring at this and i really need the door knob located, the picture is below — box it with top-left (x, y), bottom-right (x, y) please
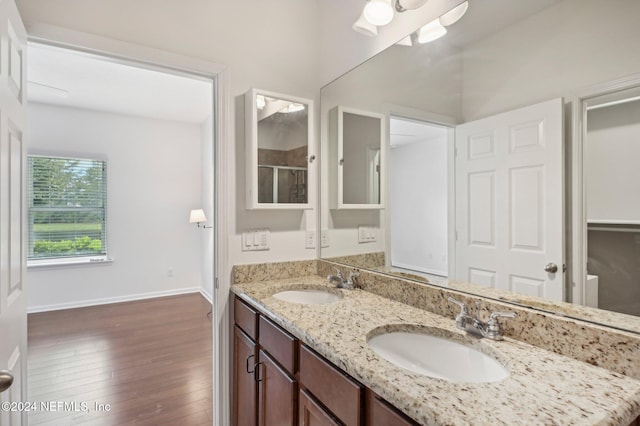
top-left (0, 370), bottom-right (14, 393)
top-left (544, 263), bottom-right (558, 273)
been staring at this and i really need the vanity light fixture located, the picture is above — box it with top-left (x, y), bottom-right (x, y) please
top-left (417, 19), bottom-right (447, 44)
top-left (394, 0), bottom-right (428, 12)
top-left (363, 0), bottom-right (394, 26)
top-left (353, 11), bottom-right (379, 37)
top-left (439, 1), bottom-right (468, 26)
top-left (189, 209), bottom-right (212, 229)
top-left (355, 0), bottom-right (468, 40)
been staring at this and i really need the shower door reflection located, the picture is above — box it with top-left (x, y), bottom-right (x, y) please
top-left (258, 165), bottom-right (307, 204)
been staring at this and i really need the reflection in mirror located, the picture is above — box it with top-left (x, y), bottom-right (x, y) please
top-left (585, 93), bottom-right (640, 317)
top-left (320, 0), bottom-right (640, 333)
top-left (246, 89), bottom-right (313, 209)
top-left (390, 117), bottom-right (449, 277)
top-left (329, 107), bottom-right (385, 209)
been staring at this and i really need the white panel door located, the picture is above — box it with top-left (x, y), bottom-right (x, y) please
top-left (0, 1), bottom-right (27, 424)
top-left (455, 98), bottom-right (564, 301)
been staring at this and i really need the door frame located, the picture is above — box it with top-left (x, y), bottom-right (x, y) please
top-left (25, 25), bottom-right (231, 425)
top-left (570, 72), bottom-right (640, 306)
top-left (382, 103), bottom-right (457, 277)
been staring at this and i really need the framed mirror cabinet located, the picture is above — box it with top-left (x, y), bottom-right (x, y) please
top-left (329, 106), bottom-right (385, 210)
top-left (245, 88), bottom-right (315, 210)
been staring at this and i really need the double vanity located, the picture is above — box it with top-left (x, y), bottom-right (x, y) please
top-left (231, 262), bottom-right (640, 425)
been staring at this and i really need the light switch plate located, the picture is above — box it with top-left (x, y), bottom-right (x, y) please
top-left (242, 229), bottom-right (270, 251)
top-left (358, 225), bottom-right (377, 243)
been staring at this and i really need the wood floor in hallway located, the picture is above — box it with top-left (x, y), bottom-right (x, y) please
top-left (27, 293), bottom-right (213, 425)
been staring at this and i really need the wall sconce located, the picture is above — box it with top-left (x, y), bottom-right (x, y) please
top-left (189, 209), bottom-right (212, 229)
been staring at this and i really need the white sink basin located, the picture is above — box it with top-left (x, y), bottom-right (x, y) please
top-left (272, 289), bottom-right (342, 305)
top-left (368, 329), bottom-right (509, 383)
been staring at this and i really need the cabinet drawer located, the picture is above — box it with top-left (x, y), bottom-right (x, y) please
top-left (259, 316), bottom-right (297, 375)
top-left (299, 344), bottom-right (363, 426)
top-left (365, 389), bottom-right (418, 426)
top-left (234, 297), bottom-right (259, 340)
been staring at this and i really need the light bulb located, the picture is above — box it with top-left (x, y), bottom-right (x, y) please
top-left (439, 1), bottom-right (469, 27)
top-left (417, 19), bottom-right (447, 44)
top-left (363, 0), bottom-right (394, 26)
top-left (353, 12), bottom-right (378, 37)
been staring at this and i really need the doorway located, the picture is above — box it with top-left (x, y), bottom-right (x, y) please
top-left (583, 88), bottom-right (640, 315)
top-left (25, 41), bottom-right (216, 423)
top-left (389, 116), bottom-right (449, 281)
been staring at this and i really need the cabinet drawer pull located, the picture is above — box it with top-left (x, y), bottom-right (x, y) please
top-left (254, 361), bottom-right (263, 383)
top-left (245, 354), bottom-right (255, 374)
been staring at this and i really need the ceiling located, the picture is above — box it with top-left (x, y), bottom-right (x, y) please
top-left (27, 43), bottom-right (213, 124)
top-left (390, 116), bottom-right (447, 148)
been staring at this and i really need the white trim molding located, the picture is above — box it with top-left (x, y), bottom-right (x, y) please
top-left (27, 287), bottom-right (203, 314)
top-left (570, 72), bottom-right (640, 306)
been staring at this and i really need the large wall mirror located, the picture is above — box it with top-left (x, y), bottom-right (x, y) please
top-left (246, 88), bottom-right (314, 209)
top-left (319, 0), bottom-right (640, 334)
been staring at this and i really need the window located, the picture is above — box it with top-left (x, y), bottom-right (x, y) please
top-left (28, 155), bottom-right (107, 262)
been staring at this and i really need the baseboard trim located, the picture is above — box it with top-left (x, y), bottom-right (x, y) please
top-left (200, 288), bottom-right (213, 304)
top-left (27, 287), bottom-right (202, 313)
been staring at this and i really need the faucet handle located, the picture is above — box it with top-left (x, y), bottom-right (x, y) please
top-left (486, 311), bottom-right (518, 340)
top-left (489, 311), bottom-right (518, 321)
top-left (448, 296), bottom-right (468, 315)
top-left (332, 267), bottom-right (343, 279)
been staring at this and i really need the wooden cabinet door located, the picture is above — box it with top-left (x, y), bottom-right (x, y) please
top-left (258, 349), bottom-right (297, 426)
top-left (365, 389), bottom-right (418, 426)
top-left (299, 389), bottom-right (341, 426)
top-left (234, 325), bottom-right (258, 426)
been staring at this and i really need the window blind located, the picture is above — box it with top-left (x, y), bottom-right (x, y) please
top-left (28, 156), bottom-right (107, 260)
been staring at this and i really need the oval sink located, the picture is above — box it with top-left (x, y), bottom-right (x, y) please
top-left (272, 289), bottom-right (342, 305)
top-left (368, 329), bottom-right (508, 383)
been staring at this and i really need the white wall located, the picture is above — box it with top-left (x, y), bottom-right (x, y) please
top-left (586, 100), bottom-right (640, 223)
top-left (390, 134), bottom-right (448, 275)
top-left (26, 103), bottom-right (204, 311)
top-left (462, 0), bottom-right (640, 121)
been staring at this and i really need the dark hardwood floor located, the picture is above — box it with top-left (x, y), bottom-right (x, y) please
top-left (27, 293), bottom-right (213, 425)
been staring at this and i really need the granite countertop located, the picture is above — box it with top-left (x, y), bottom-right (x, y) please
top-left (231, 276), bottom-right (640, 426)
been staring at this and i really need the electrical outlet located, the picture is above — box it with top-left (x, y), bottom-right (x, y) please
top-left (168, 267), bottom-right (174, 277)
top-left (305, 230), bottom-right (316, 249)
top-left (320, 229), bottom-right (329, 248)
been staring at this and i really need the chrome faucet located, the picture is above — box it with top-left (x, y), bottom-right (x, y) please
top-left (448, 297), bottom-right (517, 341)
top-left (327, 267), bottom-right (360, 290)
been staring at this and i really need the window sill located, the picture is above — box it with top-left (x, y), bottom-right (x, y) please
top-left (27, 256), bottom-right (114, 269)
